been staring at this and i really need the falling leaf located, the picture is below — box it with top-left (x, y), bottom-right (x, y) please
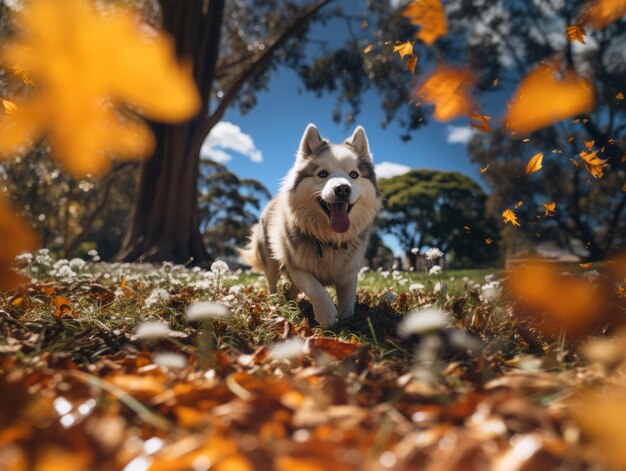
top-left (405, 55), bottom-right (417, 74)
top-left (504, 63), bottom-right (595, 135)
top-left (393, 40), bottom-right (414, 58)
top-left (0, 0), bottom-right (200, 177)
top-left (522, 138), bottom-right (531, 142)
top-left (566, 24), bottom-right (586, 43)
top-left (515, 201), bottom-right (524, 208)
top-left (579, 262), bottom-right (593, 268)
top-left (1, 98), bottom-right (18, 114)
top-left (502, 209), bottom-right (520, 227)
top-left (363, 44), bottom-right (373, 53)
top-left (469, 113), bottom-right (491, 132)
top-left (480, 165), bottom-right (489, 173)
top-left (579, 150), bottom-right (609, 178)
top-left (493, 78), bottom-right (499, 87)
top-left (525, 152), bottom-right (544, 175)
top-left (582, 0), bottom-right (626, 28)
top-left (543, 202), bottom-right (556, 216)
top-left (0, 196), bottom-right (38, 289)
top-left (584, 139), bottom-right (595, 149)
top-left (463, 225), bottom-right (471, 231)
top-left (415, 65), bottom-right (475, 121)
top-left (361, 19), bottom-right (367, 29)
top-left (485, 238), bottom-right (493, 245)
top-left (622, 183), bottom-right (626, 191)
top-left (567, 136), bottom-right (575, 142)
top-left (617, 92), bottom-right (625, 100)
top-left (402, 0), bottom-right (447, 45)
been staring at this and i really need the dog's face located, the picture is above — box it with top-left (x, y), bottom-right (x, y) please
top-left (283, 124), bottom-right (381, 240)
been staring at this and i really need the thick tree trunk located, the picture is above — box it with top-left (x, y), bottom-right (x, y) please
top-left (116, 0), bottom-right (225, 264)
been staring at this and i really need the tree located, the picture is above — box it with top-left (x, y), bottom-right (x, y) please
top-left (198, 160), bottom-right (270, 258)
top-left (378, 169), bottom-right (499, 268)
top-left (117, 0), bottom-right (427, 263)
top-left (443, 0), bottom-right (626, 260)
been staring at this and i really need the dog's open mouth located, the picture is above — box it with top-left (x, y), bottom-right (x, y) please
top-left (318, 198), bottom-right (354, 233)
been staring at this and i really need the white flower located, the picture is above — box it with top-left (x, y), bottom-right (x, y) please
top-left (411, 247), bottom-right (420, 255)
top-left (425, 247), bottom-right (444, 261)
top-left (484, 274), bottom-right (496, 283)
top-left (136, 321), bottom-right (172, 339)
top-left (269, 337), bottom-right (306, 361)
top-left (144, 288), bottom-right (171, 308)
top-left (161, 262), bottom-right (174, 273)
top-left (428, 265), bottom-right (442, 276)
top-left (582, 270), bottom-right (601, 281)
top-left (186, 301), bottom-right (230, 321)
top-left (55, 265), bottom-right (76, 282)
top-left (153, 352), bottom-right (187, 369)
top-left (381, 270), bottom-right (391, 278)
top-left (409, 283), bottom-right (424, 292)
top-left (69, 258), bottom-right (86, 271)
top-left (397, 308), bottom-right (449, 337)
top-left (481, 281), bottom-right (500, 301)
top-left (15, 252), bottom-right (33, 265)
top-left (210, 260), bottom-right (229, 274)
top-left (434, 282), bottom-right (448, 295)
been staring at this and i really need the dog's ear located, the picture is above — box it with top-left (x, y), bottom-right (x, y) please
top-left (298, 123), bottom-right (325, 159)
top-left (346, 126), bottom-right (371, 161)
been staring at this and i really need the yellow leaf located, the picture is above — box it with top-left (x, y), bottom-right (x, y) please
top-left (582, 0), bottom-right (626, 28)
top-left (485, 238), bottom-right (493, 245)
top-left (363, 44), bottom-right (373, 53)
top-left (415, 64), bottom-right (475, 121)
top-left (566, 24), bottom-right (586, 44)
top-left (579, 262), bottom-right (592, 268)
top-left (584, 139), bottom-right (595, 149)
top-left (480, 164), bottom-right (489, 173)
top-left (402, 0), bottom-right (447, 45)
top-left (405, 55), bottom-right (417, 74)
top-left (617, 92), bottom-right (625, 100)
top-left (525, 152), bottom-right (544, 175)
top-left (469, 113), bottom-right (491, 132)
top-left (393, 40), bottom-right (414, 58)
top-left (1, 98), bottom-right (18, 114)
top-left (502, 209), bottom-right (520, 227)
top-left (579, 150), bottom-right (609, 178)
top-left (493, 78), bottom-right (499, 87)
top-left (0, 0), bottom-right (200, 177)
top-left (543, 201), bottom-right (556, 216)
top-left (504, 63), bottom-right (595, 135)
top-left (515, 200), bottom-right (524, 208)
top-left (361, 19), bottom-right (367, 29)
top-left (522, 138), bottom-right (531, 142)
top-left (12, 65), bottom-right (34, 85)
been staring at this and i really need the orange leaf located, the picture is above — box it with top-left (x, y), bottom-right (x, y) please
top-left (502, 209), bottom-right (520, 227)
top-left (469, 113), bottom-right (491, 132)
top-left (543, 201), bottom-right (556, 216)
top-left (361, 19), bottom-right (367, 29)
top-left (617, 92), bottom-right (624, 100)
top-left (582, 0), bottom-right (626, 28)
top-left (464, 225), bottom-right (471, 231)
top-left (525, 152), bottom-right (544, 175)
top-left (485, 238), bottom-right (493, 245)
top-left (1, 98), bottom-right (18, 115)
top-left (566, 24), bottom-right (586, 43)
top-left (584, 139), bottom-right (595, 149)
top-left (52, 296), bottom-right (75, 318)
top-left (579, 149), bottom-right (609, 178)
top-left (405, 55), bottom-right (417, 74)
top-left (504, 63), bottom-right (595, 135)
top-left (0, 0), bottom-right (200, 177)
top-left (515, 201), bottom-right (524, 208)
top-left (393, 40), bottom-right (414, 58)
top-left (363, 44), bottom-right (373, 53)
top-left (0, 196), bottom-right (39, 289)
top-left (480, 164), bottom-right (489, 173)
top-left (415, 64), bottom-right (475, 121)
top-left (579, 262), bottom-right (593, 268)
top-left (402, 0), bottom-right (447, 45)
top-left (310, 337), bottom-right (361, 360)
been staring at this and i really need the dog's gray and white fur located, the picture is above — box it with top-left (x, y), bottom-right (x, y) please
top-left (240, 124), bottom-right (381, 328)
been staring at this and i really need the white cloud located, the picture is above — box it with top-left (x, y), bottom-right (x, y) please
top-left (445, 125), bottom-right (476, 145)
top-left (201, 122), bottom-right (263, 163)
top-left (375, 161), bottom-right (411, 179)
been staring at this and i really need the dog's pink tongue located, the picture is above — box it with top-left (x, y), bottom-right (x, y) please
top-left (329, 202), bottom-right (350, 233)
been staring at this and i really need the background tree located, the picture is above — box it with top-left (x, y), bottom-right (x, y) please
top-left (198, 160), bottom-right (270, 259)
top-left (378, 169), bottom-right (499, 268)
top-left (117, 0), bottom-right (427, 263)
top-left (443, 0), bottom-right (626, 260)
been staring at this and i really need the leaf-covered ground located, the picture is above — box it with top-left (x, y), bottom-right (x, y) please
top-left (0, 253), bottom-right (624, 471)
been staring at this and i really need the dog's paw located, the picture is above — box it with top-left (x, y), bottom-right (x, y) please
top-left (314, 303), bottom-right (338, 329)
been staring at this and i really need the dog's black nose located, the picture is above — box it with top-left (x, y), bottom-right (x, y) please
top-left (334, 184), bottom-right (351, 198)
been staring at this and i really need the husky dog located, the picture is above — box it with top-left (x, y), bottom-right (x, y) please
top-left (240, 124), bottom-right (381, 328)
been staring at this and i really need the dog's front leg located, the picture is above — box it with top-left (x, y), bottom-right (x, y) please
top-left (336, 271), bottom-right (358, 321)
top-left (288, 267), bottom-right (337, 328)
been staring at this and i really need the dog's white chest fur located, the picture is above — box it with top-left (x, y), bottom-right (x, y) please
top-left (240, 124), bottom-right (381, 328)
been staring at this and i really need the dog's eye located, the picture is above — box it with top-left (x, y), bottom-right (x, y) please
top-left (318, 171), bottom-right (329, 178)
top-left (349, 171), bottom-right (359, 179)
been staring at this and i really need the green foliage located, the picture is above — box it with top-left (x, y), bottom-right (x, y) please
top-left (378, 169), bottom-right (500, 268)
